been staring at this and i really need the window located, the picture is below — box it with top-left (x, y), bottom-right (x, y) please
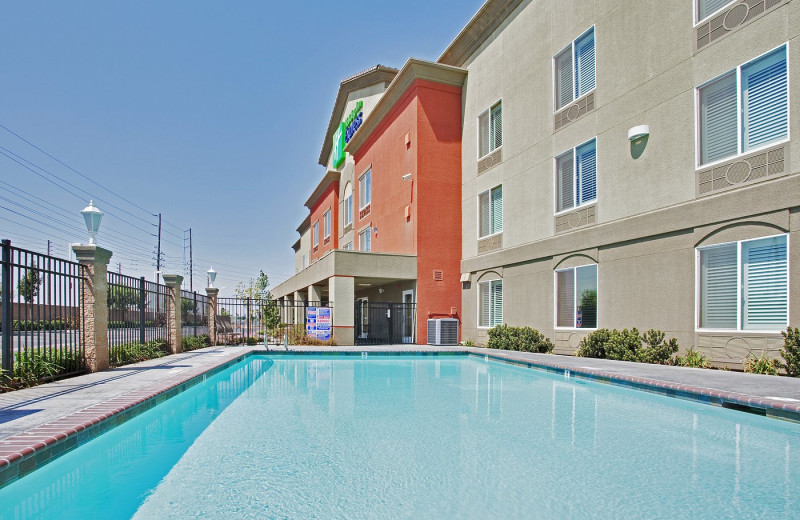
top-left (554, 27), bottom-right (595, 111)
top-left (478, 185), bottom-right (503, 238)
top-left (343, 183), bottom-right (353, 226)
top-left (698, 45), bottom-right (788, 166)
top-left (342, 242), bottom-right (353, 251)
top-left (359, 169), bottom-right (371, 209)
top-left (478, 279), bottom-right (503, 328)
top-left (312, 221), bottom-right (319, 248)
top-left (359, 227), bottom-right (371, 252)
top-left (556, 138), bottom-right (596, 213)
top-left (556, 264), bottom-right (597, 329)
top-left (323, 210), bottom-right (331, 238)
top-left (698, 234), bottom-right (787, 331)
top-left (696, 0), bottom-right (735, 23)
top-left (478, 102), bottom-right (502, 158)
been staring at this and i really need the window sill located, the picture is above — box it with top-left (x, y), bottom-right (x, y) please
top-left (695, 328), bottom-right (785, 335)
top-left (478, 145), bottom-right (503, 162)
top-left (554, 201), bottom-right (596, 218)
top-left (554, 91), bottom-right (596, 132)
top-left (696, 138), bottom-right (789, 171)
top-left (554, 327), bottom-right (598, 332)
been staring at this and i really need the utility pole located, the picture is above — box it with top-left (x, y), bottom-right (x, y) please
top-left (118, 262), bottom-right (122, 274)
top-left (189, 228), bottom-right (193, 292)
top-left (156, 213), bottom-right (162, 282)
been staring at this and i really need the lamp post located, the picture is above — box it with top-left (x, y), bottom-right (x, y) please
top-left (207, 266), bottom-right (217, 288)
top-left (80, 200), bottom-right (104, 245)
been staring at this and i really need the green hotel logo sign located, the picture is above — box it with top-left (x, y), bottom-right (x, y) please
top-left (332, 100), bottom-right (364, 168)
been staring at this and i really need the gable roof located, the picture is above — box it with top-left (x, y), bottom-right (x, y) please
top-left (438, 0), bottom-right (525, 67)
top-left (318, 65), bottom-right (398, 167)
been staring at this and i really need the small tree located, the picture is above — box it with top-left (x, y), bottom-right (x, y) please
top-left (781, 327), bottom-right (800, 377)
top-left (107, 286), bottom-right (139, 311)
top-left (18, 263), bottom-right (41, 321)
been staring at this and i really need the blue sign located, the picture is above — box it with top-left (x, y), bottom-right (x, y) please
top-left (306, 307), bottom-right (332, 341)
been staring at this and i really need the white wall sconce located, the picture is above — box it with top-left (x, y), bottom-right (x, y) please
top-left (628, 125), bottom-right (650, 159)
top-left (628, 125), bottom-right (649, 141)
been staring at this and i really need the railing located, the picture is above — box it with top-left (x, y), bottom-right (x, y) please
top-left (216, 298), bottom-right (327, 345)
top-left (1, 240), bottom-right (86, 381)
top-left (180, 289), bottom-right (209, 338)
top-left (107, 272), bottom-right (170, 360)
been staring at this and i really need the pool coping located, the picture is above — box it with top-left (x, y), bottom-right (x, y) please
top-left (1, 345), bottom-right (799, 488)
top-left (0, 347), bottom-right (249, 487)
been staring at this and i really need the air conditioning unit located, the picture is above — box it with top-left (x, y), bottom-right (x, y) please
top-left (428, 318), bottom-right (459, 346)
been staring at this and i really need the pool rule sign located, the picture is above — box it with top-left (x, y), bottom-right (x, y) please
top-left (306, 307), bottom-right (332, 341)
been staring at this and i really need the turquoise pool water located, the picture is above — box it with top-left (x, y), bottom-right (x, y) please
top-left (0, 354), bottom-right (799, 519)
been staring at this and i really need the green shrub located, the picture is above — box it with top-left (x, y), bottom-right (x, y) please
top-left (675, 346), bottom-right (711, 368)
top-left (744, 354), bottom-right (780, 376)
top-left (13, 350), bottom-right (63, 383)
top-left (578, 328), bottom-right (679, 365)
top-left (780, 327), bottom-right (800, 377)
top-left (577, 328), bottom-right (612, 358)
top-left (605, 328), bottom-right (642, 362)
top-left (487, 325), bottom-right (554, 353)
top-left (181, 334), bottom-right (210, 352)
top-left (110, 340), bottom-right (168, 367)
top-left (638, 329), bottom-right (679, 365)
top-left (461, 339), bottom-right (475, 347)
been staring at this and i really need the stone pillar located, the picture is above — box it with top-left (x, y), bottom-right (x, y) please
top-left (328, 276), bottom-right (354, 345)
top-left (72, 245), bottom-right (113, 372)
top-left (161, 274), bottom-right (183, 354)
top-left (308, 284), bottom-right (323, 304)
top-left (205, 287), bottom-right (219, 346)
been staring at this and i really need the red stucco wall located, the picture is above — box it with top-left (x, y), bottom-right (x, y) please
top-left (353, 79), bottom-right (462, 343)
top-left (308, 182), bottom-right (339, 263)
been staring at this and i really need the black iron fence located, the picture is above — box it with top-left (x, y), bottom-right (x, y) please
top-left (1, 240), bottom-right (86, 381)
top-left (180, 289), bottom-right (209, 338)
top-left (215, 298), bottom-right (328, 346)
top-left (107, 272), bottom-right (170, 360)
top-left (355, 301), bottom-right (417, 345)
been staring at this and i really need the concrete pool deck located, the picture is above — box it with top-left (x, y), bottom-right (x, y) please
top-left (0, 344), bottom-right (799, 485)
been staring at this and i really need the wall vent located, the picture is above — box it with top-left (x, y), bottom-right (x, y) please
top-left (695, 0), bottom-right (786, 52)
top-left (478, 147), bottom-right (503, 175)
top-left (433, 270), bottom-right (444, 281)
top-left (554, 92), bottom-right (595, 132)
top-left (696, 144), bottom-right (788, 196)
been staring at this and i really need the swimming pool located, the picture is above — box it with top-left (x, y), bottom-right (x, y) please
top-left (0, 353), bottom-right (798, 519)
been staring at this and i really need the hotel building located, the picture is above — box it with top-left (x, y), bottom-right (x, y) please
top-left (274, 0), bottom-right (798, 367)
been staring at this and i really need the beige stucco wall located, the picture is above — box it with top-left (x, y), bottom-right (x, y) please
top-left (294, 227), bottom-right (311, 274)
top-left (459, 0), bottom-right (799, 367)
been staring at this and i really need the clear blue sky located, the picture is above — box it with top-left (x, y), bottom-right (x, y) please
top-left (0, 0), bottom-right (484, 295)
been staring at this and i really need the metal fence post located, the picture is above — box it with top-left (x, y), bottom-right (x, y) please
top-left (246, 297), bottom-right (251, 339)
top-left (1, 240), bottom-right (13, 374)
top-left (139, 276), bottom-right (146, 345)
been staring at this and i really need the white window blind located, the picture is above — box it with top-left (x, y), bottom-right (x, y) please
top-left (556, 138), bottom-right (596, 212)
top-left (343, 183), bottom-right (353, 226)
top-left (742, 46), bottom-right (788, 152)
top-left (556, 269), bottom-right (575, 327)
top-left (575, 29), bottom-right (595, 99)
top-left (700, 73), bottom-right (738, 165)
top-left (491, 280), bottom-right (503, 327)
top-left (479, 103), bottom-right (502, 158)
top-left (323, 210), bottom-right (330, 238)
top-left (699, 235), bottom-right (788, 331)
top-left (700, 244), bottom-right (738, 329)
top-left (698, 45), bottom-right (787, 166)
top-left (312, 222), bottom-right (319, 247)
top-left (555, 27), bottom-right (595, 111)
top-left (697, 0), bottom-right (735, 21)
top-left (577, 140), bottom-right (597, 206)
top-left (479, 280), bottom-right (503, 327)
top-left (556, 151), bottom-right (574, 212)
top-left (742, 235), bottom-right (787, 330)
top-left (479, 185), bottom-right (503, 238)
top-left (555, 48), bottom-right (574, 110)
